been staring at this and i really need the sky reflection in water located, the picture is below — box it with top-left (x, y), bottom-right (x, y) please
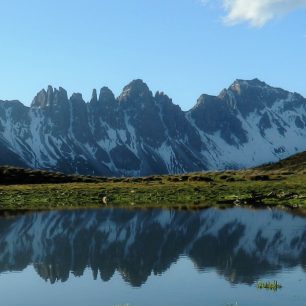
top-left (0, 207), bottom-right (306, 306)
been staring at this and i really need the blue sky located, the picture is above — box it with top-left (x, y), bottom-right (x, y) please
top-left (0, 0), bottom-right (305, 110)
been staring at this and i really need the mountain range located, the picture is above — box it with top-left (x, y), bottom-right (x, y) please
top-left (0, 79), bottom-right (305, 176)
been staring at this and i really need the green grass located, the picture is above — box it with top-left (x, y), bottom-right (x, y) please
top-left (256, 281), bottom-right (282, 291)
top-left (0, 167), bottom-right (306, 211)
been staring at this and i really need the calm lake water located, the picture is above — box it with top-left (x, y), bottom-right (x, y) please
top-left (0, 207), bottom-right (306, 306)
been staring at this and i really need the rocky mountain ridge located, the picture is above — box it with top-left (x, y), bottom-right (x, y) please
top-left (0, 79), bottom-right (305, 176)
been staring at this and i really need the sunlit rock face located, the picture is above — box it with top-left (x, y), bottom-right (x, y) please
top-left (0, 79), bottom-right (306, 176)
top-left (0, 208), bottom-right (306, 286)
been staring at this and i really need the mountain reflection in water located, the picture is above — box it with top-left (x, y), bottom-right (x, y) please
top-left (0, 208), bottom-right (306, 287)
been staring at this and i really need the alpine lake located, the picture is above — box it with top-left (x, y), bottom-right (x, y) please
top-left (0, 207), bottom-right (306, 306)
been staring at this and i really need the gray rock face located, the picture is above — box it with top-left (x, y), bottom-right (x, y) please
top-left (0, 79), bottom-right (306, 176)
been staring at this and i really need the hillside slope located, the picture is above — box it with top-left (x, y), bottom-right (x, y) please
top-left (258, 151), bottom-right (306, 172)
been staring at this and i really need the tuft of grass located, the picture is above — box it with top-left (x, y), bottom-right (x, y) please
top-left (256, 280), bottom-right (282, 291)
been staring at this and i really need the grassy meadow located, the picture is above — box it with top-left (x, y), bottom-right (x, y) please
top-left (0, 153), bottom-right (306, 211)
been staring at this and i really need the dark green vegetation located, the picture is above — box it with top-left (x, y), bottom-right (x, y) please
top-left (0, 167), bottom-right (103, 185)
top-left (256, 281), bottom-right (282, 291)
top-left (0, 152), bottom-right (306, 210)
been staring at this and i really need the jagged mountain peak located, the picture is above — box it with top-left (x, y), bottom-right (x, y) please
top-left (70, 92), bottom-right (84, 102)
top-left (155, 91), bottom-right (175, 105)
top-left (194, 79), bottom-right (270, 111)
top-left (31, 86), bottom-right (68, 108)
top-left (124, 78), bottom-right (150, 91)
top-left (90, 89), bottom-right (98, 104)
top-left (118, 79), bottom-right (152, 102)
top-left (225, 78), bottom-right (270, 98)
top-left (215, 78), bottom-right (296, 116)
top-left (47, 84), bottom-right (54, 94)
top-left (98, 86), bottom-right (116, 103)
top-left (55, 87), bottom-right (68, 103)
top-left (193, 94), bottom-right (219, 109)
top-left (231, 78), bottom-right (267, 89)
top-left (31, 88), bottom-right (47, 108)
